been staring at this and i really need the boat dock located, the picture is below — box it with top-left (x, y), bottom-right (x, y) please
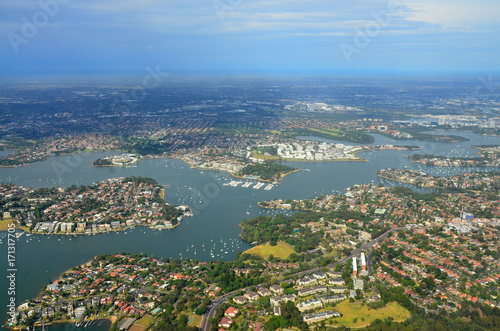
top-left (264, 184), bottom-right (274, 190)
top-left (223, 180), bottom-right (274, 190)
top-left (224, 180), bottom-right (242, 187)
top-left (253, 182), bottom-right (265, 189)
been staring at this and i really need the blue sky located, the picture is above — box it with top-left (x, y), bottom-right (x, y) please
top-left (1, 0), bottom-right (499, 75)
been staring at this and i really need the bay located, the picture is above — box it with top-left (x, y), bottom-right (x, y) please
top-left (0, 132), bottom-right (498, 329)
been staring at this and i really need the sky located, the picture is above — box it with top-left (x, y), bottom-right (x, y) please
top-left (0, 0), bottom-right (499, 75)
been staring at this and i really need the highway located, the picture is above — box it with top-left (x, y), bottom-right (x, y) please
top-left (199, 228), bottom-right (396, 330)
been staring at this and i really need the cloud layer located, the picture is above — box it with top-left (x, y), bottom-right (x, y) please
top-left (1, 0), bottom-right (499, 74)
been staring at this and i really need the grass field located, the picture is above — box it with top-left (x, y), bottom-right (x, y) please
top-left (244, 242), bottom-right (295, 260)
top-left (134, 315), bottom-right (156, 328)
top-left (188, 315), bottom-right (202, 327)
top-left (0, 218), bottom-right (14, 231)
top-left (251, 150), bottom-right (281, 161)
top-left (326, 249), bottom-right (338, 257)
top-left (333, 301), bottom-right (411, 328)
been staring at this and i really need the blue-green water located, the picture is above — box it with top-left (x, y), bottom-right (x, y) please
top-left (0, 151), bottom-right (16, 157)
top-left (0, 132), bottom-right (498, 329)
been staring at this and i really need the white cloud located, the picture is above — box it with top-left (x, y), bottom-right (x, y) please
top-left (405, 0), bottom-right (500, 28)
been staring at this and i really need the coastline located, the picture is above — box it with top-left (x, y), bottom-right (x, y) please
top-left (231, 169), bottom-right (301, 184)
top-left (182, 157), bottom-right (300, 184)
top-left (257, 202), bottom-right (324, 213)
top-left (0, 149), bottom-right (124, 168)
top-left (376, 173), bottom-right (433, 188)
top-left (1, 222), bottom-right (182, 235)
top-left (4, 256), bottom-right (111, 330)
top-left (404, 154), bottom-right (497, 168)
top-left (7, 317), bottom-right (113, 330)
top-left (91, 154), bottom-right (170, 168)
top-left (279, 157), bottom-right (368, 162)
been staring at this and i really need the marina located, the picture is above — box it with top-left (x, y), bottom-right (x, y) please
top-left (253, 182), bottom-right (265, 189)
top-left (223, 180), bottom-right (273, 190)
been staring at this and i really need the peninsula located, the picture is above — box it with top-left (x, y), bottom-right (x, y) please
top-left (0, 176), bottom-right (192, 234)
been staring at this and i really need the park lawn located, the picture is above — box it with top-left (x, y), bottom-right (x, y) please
top-left (244, 242), bottom-right (295, 260)
top-left (326, 249), bottom-right (338, 257)
top-left (134, 315), bottom-right (156, 328)
top-left (251, 150), bottom-right (281, 161)
top-left (309, 128), bottom-right (342, 136)
top-left (314, 127), bottom-right (341, 133)
top-left (0, 218), bottom-right (14, 231)
top-left (188, 315), bottom-right (202, 327)
top-left (333, 300), bottom-right (411, 328)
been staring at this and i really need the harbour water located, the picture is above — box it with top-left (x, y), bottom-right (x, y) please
top-left (0, 132), bottom-right (498, 329)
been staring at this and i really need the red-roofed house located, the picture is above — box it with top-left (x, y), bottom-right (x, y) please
top-left (219, 317), bottom-right (232, 328)
top-left (225, 307), bottom-right (238, 318)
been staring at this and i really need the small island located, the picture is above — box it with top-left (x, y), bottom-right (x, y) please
top-left (235, 162), bottom-right (298, 183)
top-left (92, 154), bottom-right (141, 167)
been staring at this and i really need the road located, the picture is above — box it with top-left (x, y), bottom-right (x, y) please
top-left (199, 291), bottom-right (235, 331)
top-left (199, 228), bottom-right (397, 330)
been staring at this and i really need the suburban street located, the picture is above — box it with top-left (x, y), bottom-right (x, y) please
top-left (199, 228), bottom-right (396, 330)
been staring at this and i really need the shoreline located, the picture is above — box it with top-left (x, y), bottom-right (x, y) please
top-left (91, 154), bottom-right (170, 167)
top-left (2, 144), bottom-right (423, 170)
top-left (4, 254), bottom-right (113, 329)
top-left (0, 149), bottom-right (124, 168)
top-left (231, 169), bottom-right (301, 184)
top-left (279, 157), bottom-right (368, 162)
top-left (0, 222), bottom-right (182, 234)
top-left (183, 158), bottom-right (300, 184)
top-left (376, 173), bottom-right (434, 188)
top-left (7, 317), bottom-right (113, 330)
top-left (257, 202), bottom-right (324, 213)
top-left (404, 154), bottom-right (497, 168)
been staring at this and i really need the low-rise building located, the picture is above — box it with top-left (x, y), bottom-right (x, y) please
top-left (219, 317), bottom-right (232, 328)
top-left (354, 278), bottom-right (364, 291)
top-left (258, 287), bottom-right (272, 297)
top-left (297, 298), bottom-right (322, 312)
top-left (321, 294), bottom-right (347, 304)
top-left (329, 278), bottom-right (345, 286)
top-left (330, 286), bottom-right (348, 293)
top-left (270, 294), bottom-right (297, 306)
top-left (297, 275), bottom-right (317, 286)
top-left (298, 285), bottom-right (328, 297)
top-left (225, 307), bottom-right (238, 318)
top-left (270, 285), bottom-right (284, 294)
top-left (303, 310), bottom-right (340, 324)
top-left (244, 291), bottom-right (259, 301)
top-left (233, 296), bottom-right (248, 305)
